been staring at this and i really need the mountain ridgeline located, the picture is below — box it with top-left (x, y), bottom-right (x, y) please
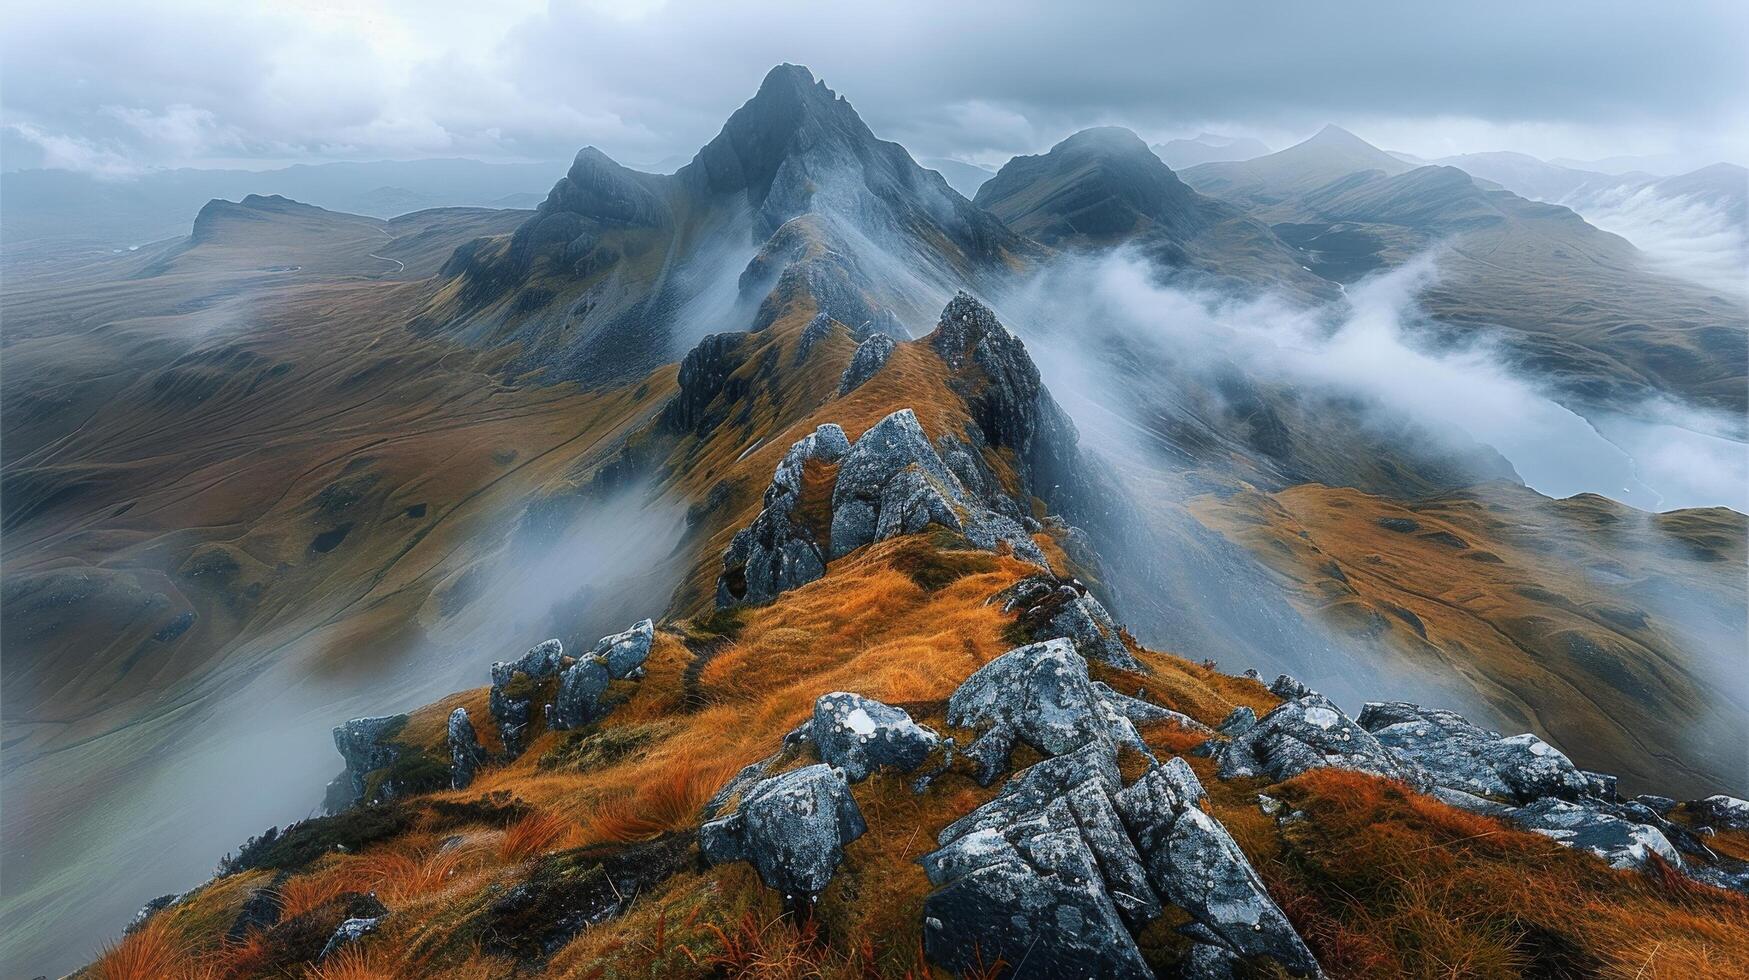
top-left (418, 64), bottom-right (1030, 386)
top-left (7, 61), bottom-right (1748, 979)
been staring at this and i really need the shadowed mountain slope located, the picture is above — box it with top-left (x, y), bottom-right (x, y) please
top-left (976, 127), bottom-right (1333, 299)
top-left (417, 64), bottom-right (1034, 387)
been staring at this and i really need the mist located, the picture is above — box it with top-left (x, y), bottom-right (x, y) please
top-left (0, 480), bottom-right (687, 977)
top-left (1001, 249), bottom-right (1748, 513)
top-left (1564, 183), bottom-right (1749, 298)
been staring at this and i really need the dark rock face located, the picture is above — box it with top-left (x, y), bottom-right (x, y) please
top-left (836, 333), bottom-right (895, 395)
top-left (997, 574), bottom-right (1139, 669)
top-left (1215, 691), bottom-right (1432, 790)
top-left (490, 639), bottom-right (564, 758)
top-left (946, 638), bottom-right (1152, 785)
top-left (662, 332), bottom-right (749, 436)
top-left (447, 708), bottom-right (486, 790)
top-left (717, 424), bottom-right (851, 606)
top-left (330, 715), bottom-right (409, 808)
top-left (928, 293), bottom-right (1088, 512)
top-left (700, 763), bottom-right (867, 914)
top-left (806, 692), bottom-right (941, 782)
top-left (1357, 701), bottom-right (1589, 803)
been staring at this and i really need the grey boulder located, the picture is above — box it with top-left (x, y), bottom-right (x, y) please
top-left (837, 333), bottom-right (896, 395)
top-left (1688, 795), bottom-right (1749, 831)
top-left (1358, 701), bottom-right (1588, 803)
top-left (700, 764), bottom-right (867, 914)
top-left (946, 638), bottom-right (1149, 785)
top-left (1217, 692), bottom-right (1431, 791)
top-left (1513, 798), bottom-right (1682, 871)
top-left (808, 692), bottom-right (940, 782)
top-left (997, 575), bottom-right (1138, 669)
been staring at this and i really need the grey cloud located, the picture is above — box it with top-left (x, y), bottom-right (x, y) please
top-left (3, 0), bottom-right (1745, 173)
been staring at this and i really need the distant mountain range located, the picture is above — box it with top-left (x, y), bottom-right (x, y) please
top-left (1151, 131), bottom-right (1271, 169)
top-left (0, 158), bottom-right (564, 246)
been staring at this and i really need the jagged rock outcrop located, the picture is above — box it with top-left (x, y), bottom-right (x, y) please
top-left (946, 638), bottom-right (1153, 785)
top-left (829, 408), bottom-right (1046, 565)
top-left (447, 708), bottom-right (486, 790)
top-left (828, 409), bottom-right (965, 558)
top-left (795, 312), bottom-right (839, 363)
top-left (805, 692), bottom-right (941, 782)
top-left (490, 639), bottom-right (564, 758)
top-left (717, 424), bottom-right (850, 606)
top-left (329, 714), bottom-right (409, 809)
top-left (836, 334), bottom-right (895, 395)
top-left (700, 763), bottom-right (867, 914)
top-left (923, 636), bottom-right (1316, 976)
top-left (997, 574), bottom-right (1140, 669)
top-left (1358, 701), bottom-right (1589, 803)
top-left (1215, 689), bottom-right (1433, 791)
top-left (927, 293), bottom-right (1089, 513)
top-left (548, 619), bottom-right (656, 730)
top-left (1115, 761), bottom-right (1320, 974)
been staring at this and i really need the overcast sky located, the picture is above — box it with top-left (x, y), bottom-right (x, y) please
top-left (4, 0), bottom-right (1746, 176)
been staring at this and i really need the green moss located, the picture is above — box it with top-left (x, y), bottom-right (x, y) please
top-left (538, 723), bottom-right (658, 773)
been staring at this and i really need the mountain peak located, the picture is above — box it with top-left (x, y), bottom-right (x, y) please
top-left (1056, 126), bottom-right (1153, 156)
top-left (1308, 124), bottom-right (1375, 150)
top-left (755, 62), bottom-right (827, 100)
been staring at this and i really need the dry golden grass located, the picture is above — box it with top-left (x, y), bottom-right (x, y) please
top-left (92, 916), bottom-right (206, 980)
top-left (498, 810), bottom-right (578, 863)
top-left (1250, 767), bottom-right (1749, 979)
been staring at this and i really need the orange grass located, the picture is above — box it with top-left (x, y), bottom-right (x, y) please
top-left (93, 916), bottom-right (204, 980)
top-left (498, 809), bottom-right (578, 862)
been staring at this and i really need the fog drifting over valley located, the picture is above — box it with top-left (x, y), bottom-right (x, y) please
top-left (1001, 249), bottom-right (1749, 513)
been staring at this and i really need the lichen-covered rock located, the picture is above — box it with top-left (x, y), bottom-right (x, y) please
top-left (1115, 763), bottom-right (1319, 975)
top-left (808, 692), bottom-right (940, 782)
top-left (1513, 798), bottom-right (1682, 871)
top-left (1218, 706), bottom-right (1257, 736)
top-left (718, 424), bottom-right (850, 605)
top-left (331, 715), bottom-right (408, 808)
top-left (700, 764), bottom-right (867, 914)
top-left (489, 639), bottom-right (564, 757)
top-left (923, 821), bottom-right (1154, 977)
top-left (1689, 795), bottom-right (1749, 831)
top-left (946, 638), bottom-right (1149, 784)
top-left (591, 618), bottom-right (655, 679)
top-left (1093, 681), bottom-right (1215, 736)
top-left (447, 708), bottom-right (486, 790)
top-left (1358, 701), bottom-right (1589, 803)
top-left (1217, 692), bottom-right (1431, 791)
top-left (550, 659), bottom-right (610, 731)
top-left (997, 575), bottom-right (1138, 669)
top-left (837, 333), bottom-right (895, 395)
top-left (795, 312), bottom-right (839, 363)
top-left (830, 410), bottom-right (964, 559)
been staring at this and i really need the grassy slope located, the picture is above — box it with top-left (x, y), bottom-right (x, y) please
top-left (1190, 481), bottom-right (1747, 797)
top-left (89, 529), bottom-right (1749, 980)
